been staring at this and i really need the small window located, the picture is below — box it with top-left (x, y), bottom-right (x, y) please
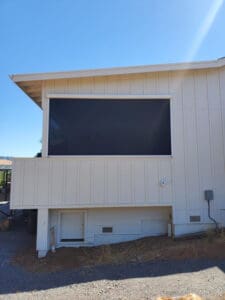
top-left (102, 227), bottom-right (113, 233)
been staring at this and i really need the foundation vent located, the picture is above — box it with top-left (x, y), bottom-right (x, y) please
top-left (102, 227), bottom-right (113, 233)
top-left (190, 215), bottom-right (201, 222)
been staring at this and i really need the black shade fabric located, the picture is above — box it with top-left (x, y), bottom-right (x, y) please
top-left (48, 98), bottom-right (171, 155)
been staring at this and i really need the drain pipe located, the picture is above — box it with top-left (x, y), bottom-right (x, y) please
top-left (207, 199), bottom-right (219, 232)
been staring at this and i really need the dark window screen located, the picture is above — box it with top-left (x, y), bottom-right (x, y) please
top-left (48, 98), bottom-right (171, 155)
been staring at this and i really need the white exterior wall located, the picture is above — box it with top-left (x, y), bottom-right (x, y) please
top-left (11, 157), bottom-right (172, 209)
top-left (36, 208), bottom-right (49, 258)
top-left (11, 66), bottom-right (225, 233)
top-left (49, 207), bottom-right (171, 247)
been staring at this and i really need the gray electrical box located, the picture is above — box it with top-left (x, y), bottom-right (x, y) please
top-left (204, 190), bottom-right (214, 201)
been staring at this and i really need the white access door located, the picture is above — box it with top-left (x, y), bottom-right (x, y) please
top-left (60, 211), bottom-right (84, 242)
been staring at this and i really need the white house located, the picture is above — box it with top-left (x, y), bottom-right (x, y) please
top-left (10, 58), bottom-right (225, 258)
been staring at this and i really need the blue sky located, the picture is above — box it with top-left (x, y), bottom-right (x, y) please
top-left (1, 0), bottom-right (225, 157)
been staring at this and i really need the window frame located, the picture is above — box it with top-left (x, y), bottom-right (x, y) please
top-left (43, 94), bottom-right (172, 158)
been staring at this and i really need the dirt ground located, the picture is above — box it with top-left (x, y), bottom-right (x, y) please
top-left (1, 216), bottom-right (225, 300)
top-left (13, 232), bottom-right (225, 273)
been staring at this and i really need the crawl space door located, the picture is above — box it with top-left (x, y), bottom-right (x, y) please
top-left (60, 211), bottom-right (84, 242)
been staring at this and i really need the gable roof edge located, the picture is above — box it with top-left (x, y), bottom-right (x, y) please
top-left (10, 58), bottom-right (225, 83)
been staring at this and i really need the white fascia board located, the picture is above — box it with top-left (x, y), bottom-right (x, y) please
top-left (10, 58), bottom-right (225, 83)
top-left (47, 94), bottom-right (172, 99)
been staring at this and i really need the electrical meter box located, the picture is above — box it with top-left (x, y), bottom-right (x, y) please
top-left (204, 190), bottom-right (214, 201)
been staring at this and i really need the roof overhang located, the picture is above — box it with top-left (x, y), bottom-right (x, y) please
top-left (10, 57), bottom-right (225, 108)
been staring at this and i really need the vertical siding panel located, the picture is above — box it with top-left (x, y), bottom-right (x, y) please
top-left (23, 159), bottom-right (36, 206)
top-left (105, 76), bottom-right (118, 94)
top-left (67, 78), bottom-right (80, 94)
top-left (104, 160), bottom-right (108, 204)
top-left (64, 160), bottom-right (78, 206)
top-left (144, 73), bottom-right (157, 94)
top-left (79, 78), bottom-right (89, 95)
top-left (49, 160), bottom-right (64, 207)
top-left (93, 77), bottom-right (105, 94)
top-left (36, 159), bottom-right (50, 207)
top-left (85, 77), bottom-right (94, 94)
top-left (48, 159), bottom-right (52, 207)
top-left (207, 70), bottom-right (225, 219)
top-left (79, 161), bottom-right (91, 205)
top-left (117, 76), bottom-right (130, 94)
top-left (182, 73), bottom-right (200, 213)
top-left (219, 67), bottom-right (225, 215)
top-left (120, 160), bottom-right (132, 204)
top-left (107, 160), bottom-right (119, 205)
top-left (54, 79), bottom-right (67, 94)
top-left (45, 80), bottom-right (55, 94)
top-left (129, 74), bottom-right (144, 95)
top-left (133, 160), bottom-right (145, 204)
top-left (76, 160), bottom-right (80, 206)
top-left (13, 160), bottom-right (24, 208)
top-left (194, 70), bottom-right (212, 219)
top-left (10, 160), bottom-right (15, 206)
top-left (10, 160), bottom-right (16, 207)
top-left (158, 159), bottom-right (172, 204)
top-left (219, 67), bottom-right (225, 174)
top-left (92, 160), bottom-right (105, 205)
top-left (145, 160), bottom-right (159, 204)
top-left (156, 72), bottom-right (169, 94)
top-left (169, 73), bottom-right (186, 220)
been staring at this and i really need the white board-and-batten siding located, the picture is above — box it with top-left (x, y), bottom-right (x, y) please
top-left (11, 67), bottom-right (225, 226)
top-left (11, 157), bottom-right (172, 209)
top-left (49, 207), bottom-right (171, 246)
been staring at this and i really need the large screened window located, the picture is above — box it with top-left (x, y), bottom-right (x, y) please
top-left (48, 98), bottom-right (171, 155)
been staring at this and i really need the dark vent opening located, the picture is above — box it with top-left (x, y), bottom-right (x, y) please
top-left (190, 216), bottom-right (201, 222)
top-left (102, 227), bottom-right (113, 233)
top-left (61, 238), bottom-right (84, 242)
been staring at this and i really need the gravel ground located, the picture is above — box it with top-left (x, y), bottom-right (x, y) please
top-left (0, 215), bottom-right (225, 300)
